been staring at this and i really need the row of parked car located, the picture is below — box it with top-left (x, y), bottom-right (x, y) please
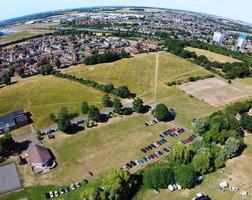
top-left (159, 127), bottom-right (186, 138)
top-left (140, 138), bottom-right (167, 153)
top-left (179, 134), bottom-right (196, 144)
top-left (45, 180), bottom-right (88, 199)
top-left (124, 146), bottom-right (173, 171)
top-left (145, 119), bottom-right (159, 126)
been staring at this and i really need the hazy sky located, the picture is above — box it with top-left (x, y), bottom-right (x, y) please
top-left (0, 0), bottom-right (252, 23)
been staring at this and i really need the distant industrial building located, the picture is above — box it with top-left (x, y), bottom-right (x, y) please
top-left (212, 32), bottom-right (224, 44)
top-left (0, 109), bottom-right (30, 134)
top-left (237, 34), bottom-right (248, 49)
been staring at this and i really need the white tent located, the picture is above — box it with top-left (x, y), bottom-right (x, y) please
top-left (218, 181), bottom-right (229, 189)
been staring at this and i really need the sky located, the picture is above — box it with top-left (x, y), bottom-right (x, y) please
top-left (0, 0), bottom-right (252, 24)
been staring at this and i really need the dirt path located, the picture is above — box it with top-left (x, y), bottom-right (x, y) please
top-left (138, 69), bottom-right (201, 99)
top-left (154, 52), bottom-right (159, 99)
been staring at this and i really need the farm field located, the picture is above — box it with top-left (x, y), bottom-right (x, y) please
top-left (177, 77), bottom-right (252, 107)
top-left (0, 75), bottom-right (104, 128)
top-left (62, 52), bottom-right (212, 95)
top-left (139, 135), bottom-right (252, 200)
top-left (0, 29), bottom-right (53, 45)
top-left (185, 47), bottom-right (241, 63)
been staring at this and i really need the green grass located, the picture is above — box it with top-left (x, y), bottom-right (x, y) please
top-left (0, 30), bottom-right (53, 45)
top-left (185, 47), bottom-right (241, 63)
top-left (0, 75), bottom-right (104, 128)
top-left (63, 52), bottom-right (212, 96)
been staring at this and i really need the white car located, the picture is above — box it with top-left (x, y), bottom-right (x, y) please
top-left (135, 160), bottom-right (140, 165)
top-left (75, 182), bottom-right (81, 188)
top-left (49, 191), bottom-right (54, 198)
top-left (71, 184), bottom-right (76, 190)
top-left (54, 191), bottom-right (59, 197)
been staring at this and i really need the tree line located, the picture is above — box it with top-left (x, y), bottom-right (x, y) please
top-left (143, 100), bottom-right (252, 190)
top-left (165, 38), bottom-right (252, 79)
top-left (54, 71), bottom-right (134, 98)
top-left (84, 51), bottom-right (130, 65)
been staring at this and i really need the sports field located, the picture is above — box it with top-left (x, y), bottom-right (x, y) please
top-left (0, 75), bottom-right (104, 128)
top-left (178, 77), bottom-right (252, 107)
top-left (185, 47), bottom-right (241, 63)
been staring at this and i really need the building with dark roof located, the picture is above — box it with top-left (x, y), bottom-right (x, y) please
top-left (0, 109), bottom-right (29, 134)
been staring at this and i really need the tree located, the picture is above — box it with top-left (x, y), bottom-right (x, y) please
top-left (175, 164), bottom-right (195, 189)
top-left (113, 98), bottom-right (122, 114)
top-left (102, 94), bottom-right (113, 107)
top-left (55, 58), bottom-right (61, 68)
top-left (40, 64), bottom-right (54, 75)
top-left (167, 144), bottom-right (193, 165)
top-left (81, 101), bottom-right (89, 114)
top-left (102, 168), bottom-right (135, 200)
top-left (144, 165), bottom-right (174, 189)
top-left (194, 119), bottom-right (208, 135)
top-left (2, 75), bottom-right (11, 85)
top-left (48, 113), bottom-right (57, 122)
top-left (0, 134), bottom-right (16, 157)
top-left (153, 103), bottom-right (173, 121)
top-left (221, 137), bottom-right (241, 159)
top-left (81, 187), bottom-right (100, 200)
top-left (133, 98), bottom-right (144, 113)
top-left (113, 86), bottom-right (131, 98)
top-left (122, 107), bottom-right (133, 115)
top-left (103, 84), bottom-right (114, 93)
top-left (88, 105), bottom-right (100, 122)
top-left (192, 148), bottom-right (211, 174)
top-left (240, 113), bottom-right (252, 132)
top-left (57, 107), bottom-right (71, 133)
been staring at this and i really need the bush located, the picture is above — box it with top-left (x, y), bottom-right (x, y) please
top-left (153, 104), bottom-right (174, 121)
top-left (175, 164), bottom-right (196, 189)
top-left (144, 166), bottom-right (175, 189)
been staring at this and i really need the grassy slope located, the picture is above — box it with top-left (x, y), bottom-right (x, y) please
top-left (0, 75), bottom-right (104, 128)
top-left (185, 47), bottom-right (241, 63)
top-left (0, 30), bottom-right (53, 45)
top-left (63, 52), bottom-right (211, 95)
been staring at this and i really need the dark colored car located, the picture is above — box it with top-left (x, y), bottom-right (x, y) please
top-left (126, 163), bottom-right (132, 168)
top-left (143, 157), bottom-right (148, 162)
top-left (130, 160), bottom-right (137, 166)
top-left (45, 192), bottom-right (50, 199)
top-left (83, 179), bottom-right (88, 184)
top-left (148, 145), bottom-right (153, 150)
top-left (150, 144), bottom-right (156, 148)
top-left (162, 138), bottom-right (167, 143)
top-left (141, 148), bottom-right (147, 153)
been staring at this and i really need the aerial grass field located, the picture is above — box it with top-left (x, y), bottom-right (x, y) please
top-left (0, 75), bottom-right (104, 128)
top-left (0, 51), bottom-right (249, 200)
top-left (0, 112), bottom-right (195, 200)
top-left (185, 47), bottom-right (241, 63)
top-left (0, 29), bottom-right (53, 45)
top-left (63, 52), bottom-right (212, 95)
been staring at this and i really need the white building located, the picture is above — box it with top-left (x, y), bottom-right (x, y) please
top-left (237, 34), bottom-right (248, 49)
top-left (213, 32), bottom-right (224, 44)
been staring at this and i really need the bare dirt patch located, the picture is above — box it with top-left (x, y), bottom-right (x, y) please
top-left (177, 78), bottom-right (251, 107)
